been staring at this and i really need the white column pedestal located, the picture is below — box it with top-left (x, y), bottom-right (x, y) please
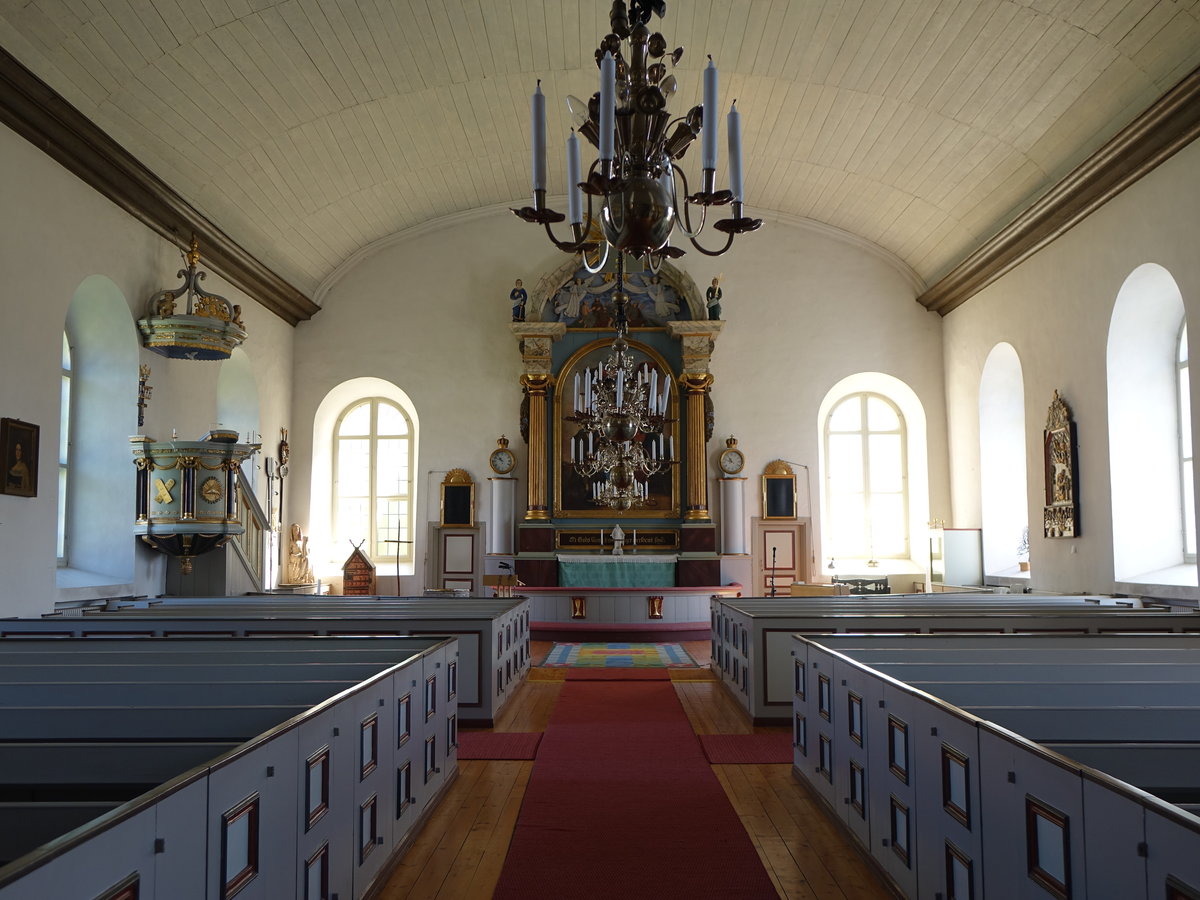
top-left (489, 477), bottom-right (516, 555)
top-left (719, 477), bottom-right (747, 555)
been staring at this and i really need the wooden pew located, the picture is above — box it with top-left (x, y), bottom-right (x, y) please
top-left (793, 632), bottom-right (1200, 900)
top-left (0, 636), bottom-right (458, 900)
top-left (13, 595), bottom-right (532, 725)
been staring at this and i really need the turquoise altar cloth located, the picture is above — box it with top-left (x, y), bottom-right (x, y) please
top-left (557, 554), bottom-right (677, 588)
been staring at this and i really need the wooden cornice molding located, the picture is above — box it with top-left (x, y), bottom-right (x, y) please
top-left (920, 62), bottom-right (1200, 316)
top-left (0, 47), bottom-right (319, 326)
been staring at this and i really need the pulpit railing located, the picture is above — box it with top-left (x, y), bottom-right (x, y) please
top-left (230, 467), bottom-right (267, 592)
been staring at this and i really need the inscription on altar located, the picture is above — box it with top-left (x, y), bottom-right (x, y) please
top-left (556, 529), bottom-right (679, 550)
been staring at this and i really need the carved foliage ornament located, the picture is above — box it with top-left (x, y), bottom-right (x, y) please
top-left (1043, 390), bottom-right (1079, 538)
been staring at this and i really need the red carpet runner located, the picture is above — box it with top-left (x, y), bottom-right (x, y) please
top-left (492, 681), bottom-right (780, 899)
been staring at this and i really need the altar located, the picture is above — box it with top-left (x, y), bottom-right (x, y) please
top-left (557, 554), bottom-right (678, 588)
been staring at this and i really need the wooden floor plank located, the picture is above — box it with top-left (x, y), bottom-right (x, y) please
top-left (380, 654), bottom-right (892, 900)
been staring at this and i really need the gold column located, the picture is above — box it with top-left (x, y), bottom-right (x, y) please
top-left (521, 373), bottom-right (553, 521)
top-left (681, 373), bottom-right (714, 521)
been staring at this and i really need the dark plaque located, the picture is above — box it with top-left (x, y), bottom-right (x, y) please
top-left (342, 544), bottom-right (376, 595)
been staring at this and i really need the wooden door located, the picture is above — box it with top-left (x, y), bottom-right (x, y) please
top-left (752, 519), bottom-right (810, 596)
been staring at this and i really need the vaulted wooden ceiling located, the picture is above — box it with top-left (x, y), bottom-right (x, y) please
top-left (2, 0), bottom-right (1199, 315)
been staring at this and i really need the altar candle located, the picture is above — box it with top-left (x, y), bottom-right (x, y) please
top-left (588, 431), bottom-right (593, 454)
top-left (632, 529), bottom-right (637, 546)
top-left (669, 435), bottom-right (675, 459)
top-left (574, 373), bottom-right (580, 412)
top-left (662, 374), bottom-right (671, 410)
top-left (571, 437), bottom-right (576, 462)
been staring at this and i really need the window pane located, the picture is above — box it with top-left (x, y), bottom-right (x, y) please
top-left (868, 434), bottom-right (903, 492)
top-left (57, 469), bottom-right (67, 559)
top-left (828, 397), bottom-right (861, 432)
top-left (376, 402), bottom-right (408, 436)
top-left (337, 438), bottom-right (370, 497)
top-left (62, 333), bottom-right (71, 370)
top-left (1180, 366), bottom-right (1191, 459)
top-left (866, 395), bottom-right (900, 431)
top-left (376, 439), bottom-right (410, 494)
top-left (830, 494), bottom-right (866, 556)
top-left (338, 402), bottom-right (371, 436)
top-left (336, 498), bottom-right (370, 546)
top-left (1185, 464), bottom-right (1196, 557)
top-left (60, 376), bottom-right (71, 462)
top-left (871, 494), bottom-right (907, 555)
top-left (1180, 323), bottom-right (1189, 364)
top-left (828, 435), bottom-right (864, 491)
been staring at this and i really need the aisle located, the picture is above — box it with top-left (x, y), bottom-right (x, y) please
top-left (491, 678), bottom-right (780, 899)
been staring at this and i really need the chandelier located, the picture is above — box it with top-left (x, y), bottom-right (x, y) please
top-left (514, 0), bottom-right (761, 272)
top-left (566, 261), bottom-right (677, 510)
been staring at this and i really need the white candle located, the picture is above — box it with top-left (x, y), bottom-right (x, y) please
top-left (702, 57), bottom-right (719, 170)
top-left (661, 375), bottom-right (671, 410)
top-left (633, 529), bottom-right (637, 545)
top-left (567, 129), bottom-right (583, 224)
top-left (588, 431), bottom-right (593, 454)
top-left (599, 52), bottom-right (616, 162)
top-left (727, 99), bottom-right (744, 202)
top-left (616, 370), bottom-right (624, 408)
top-left (531, 80), bottom-right (547, 193)
top-left (574, 373), bottom-right (581, 412)
top-left (669, 435), bottom-right (674, 459)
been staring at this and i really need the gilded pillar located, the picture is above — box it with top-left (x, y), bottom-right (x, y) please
top-left (511, 322), bottom-right (566, 523)
top-left (681, 373), bottom-right (714, 520)
top-left (521, 373), bottom-right (553, 520)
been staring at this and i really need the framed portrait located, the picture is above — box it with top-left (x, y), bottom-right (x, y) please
top-left (1, 418), bottom-right (38, 498)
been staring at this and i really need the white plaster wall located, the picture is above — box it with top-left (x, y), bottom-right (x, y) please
top-left (0, 123), bottom-right (294, 613)
top-left (943, 138), bottom-right (1200, 597)
top-left (293, 208), bottom-right (949, 589)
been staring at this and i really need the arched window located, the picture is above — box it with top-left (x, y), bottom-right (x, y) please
top-left (1108, 263), bottom-right (1194, 584)
top-left (824, 392), bottom-right (909, 560)
top-left (58, 333), bottom-right (71, 565)
top-left (332, 398), bottom-right (414, 564)
top-left (979, 342), bottom-right (1029, 576)
top-left (1180, 322), bottom-right (1195, 560)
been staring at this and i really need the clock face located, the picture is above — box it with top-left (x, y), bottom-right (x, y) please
top-left (719, 448), bottom-right (745, 475)
top-left (490, 448), bottom-right (516, 474)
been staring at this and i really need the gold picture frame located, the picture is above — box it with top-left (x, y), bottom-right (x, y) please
top-left (1, 418), bottom-right (38, 498)
top-left (762, 460), bottom-right (797, 519)
top-left (440, 468), bottom-right (475, 527)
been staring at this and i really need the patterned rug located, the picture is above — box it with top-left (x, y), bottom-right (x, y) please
top-left (542, 642), bottom-right (698, 668)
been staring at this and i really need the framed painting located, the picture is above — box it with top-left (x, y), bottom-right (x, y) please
top-left (553, 338), bottom-right (680, 518)
top-left (1, 418), bottom-right (38, 498)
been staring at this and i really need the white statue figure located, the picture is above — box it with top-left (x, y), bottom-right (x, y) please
top-left (610, 522), bottom-right (625, 556)
top-left (286, 523), bottom-right (315, 584)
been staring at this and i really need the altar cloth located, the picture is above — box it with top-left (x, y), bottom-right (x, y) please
top-left (556, 554), bottom-right (677, 588)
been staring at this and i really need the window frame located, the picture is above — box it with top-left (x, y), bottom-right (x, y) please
top-left (824, 391), bottom-right (910, 560)
top-left (58, 332), bottom-right (72, 566)
top-left (1178, 321), bottom-right (1195, 562)
top-left (332, 397), bottom-right (414, 565)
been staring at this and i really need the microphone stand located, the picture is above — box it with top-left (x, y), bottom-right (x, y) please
top-left (769, 546), bottom-right (777, 597)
